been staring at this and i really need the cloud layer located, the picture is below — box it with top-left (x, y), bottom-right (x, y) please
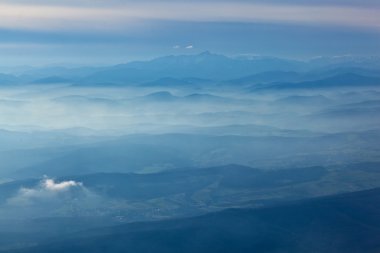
top-left (0, 2), bottom-right (379, 32)
top-left (0, 1), bottom-right (379, 65)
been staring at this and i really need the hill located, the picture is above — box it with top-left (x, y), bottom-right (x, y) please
top-left (6, 187), bottom-right (380, 253)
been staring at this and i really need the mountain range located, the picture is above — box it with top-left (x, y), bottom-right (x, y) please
top-left (1, 52), bottom-right (379, 88)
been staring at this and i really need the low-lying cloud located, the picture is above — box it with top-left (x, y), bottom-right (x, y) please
top-left (7, 177), bottom-right (85, 206)
top-left (43, 178), bottom-right (82, 191)
top-left (1, 177), bottom-right (105, 218)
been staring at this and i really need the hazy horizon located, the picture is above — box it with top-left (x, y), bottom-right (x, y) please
top-left (1, 0), bottom-right (380, 65)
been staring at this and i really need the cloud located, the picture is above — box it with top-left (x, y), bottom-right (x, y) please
top-left (44, 178), bottom-right (82, 191)
top-left (0, 2), bottom-right (379, 32)
top-left (2, 177), bottom-right (105, 218)
top-left (7, 177), bottom-right (84, 206)
top-left (173, 45), bottom-right (193, 49)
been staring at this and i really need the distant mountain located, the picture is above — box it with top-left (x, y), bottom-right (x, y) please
top-left (65, 165), bottom-right (326, 203)
top-left (309, 55), bottom-right (380, 69)
top-left (5, 161), bottom-right (380, 216)
top-left (77, 52), bottom-right (304, 85)
top-left (4, 54), bottom-right (380, 87)
top-left (0, 164), bottom-right (327, 204)
top-left (2, 54), bottom-right (380, 87)
top-left (9, 187), bottom-right (380, 253)
top-left (171, 124), bottom-right (319, 137)
top-left (0, 129), bottom-right (101, 152)
top-left (311, 99), bottom-right (380, 119)
top-left (313, 106), bottom-right (380, 119)
top-left (336, 100), bottom-right (380, 109)
top-left (255, 73), bottom-right (380, 90)
top-left (140, 91), bottom-right (178, 102)
top-left (183, 93), bottom-right (229, 103)
top-left (53, 95), bottom-right (119, 106)
top-left (10, 131), bottom-right (380, 178)
top-left (143, 77), bottom-right (213, 87)
top-left (132, 92), bottom-right (242, 104)
top-left (273, 95), bottom-right (333, 106)
top-left (229, 71), bottom-right (301, 85)
top-left (18, 66), bottom-right (103, 81)
top-left (31, 76), bottom-right (71, 84)
top-left (0, 73), bottom-right (19, 85)
top-left (53, 91), bottom-right (237, 105)
top-left (307, 67), bottom-right (380, 79)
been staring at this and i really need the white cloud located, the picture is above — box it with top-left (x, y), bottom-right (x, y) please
top-left (7, 177), bottom-right (84, 206)
top-left (186, 45), bottom-right (194, 49)
top-left (43, 178), bottom-right (82, 191)
top-left (2, 177), bottom-right (105, 218)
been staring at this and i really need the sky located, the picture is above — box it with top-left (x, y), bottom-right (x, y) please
top-left (0, 0), bottom-right (379, 66)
